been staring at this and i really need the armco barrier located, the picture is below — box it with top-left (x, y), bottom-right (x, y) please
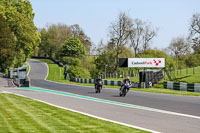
top-left (70, 77), bottom-right (140, 88)
top-left (31, 56), bottom-right (64, 67)
top-left (164, 81), bottom-right (200, 93)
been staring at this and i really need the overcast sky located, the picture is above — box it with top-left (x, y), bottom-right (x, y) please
top-left (30, 0), bottom-right (200, 49)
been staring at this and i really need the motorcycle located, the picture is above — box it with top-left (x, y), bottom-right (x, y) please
top-left (95, 79), bottom-right (103, 93)
top-left (119, 81), bottom-right (131, 97)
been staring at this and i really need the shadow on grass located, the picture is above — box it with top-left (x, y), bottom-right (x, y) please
top-left (176, 75), bottom-right (191, 80)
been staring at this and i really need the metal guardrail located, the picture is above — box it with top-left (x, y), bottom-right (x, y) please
top-left (9, 66), bottom-right (30, 87)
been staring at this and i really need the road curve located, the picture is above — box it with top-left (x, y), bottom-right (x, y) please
top-left (23, 59), bottom-right (200, 133)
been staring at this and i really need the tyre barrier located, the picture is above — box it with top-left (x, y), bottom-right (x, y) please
top-left (70, 77), bottom-right (142, 88)
top-left (163, 81), bottom-right (200, 93)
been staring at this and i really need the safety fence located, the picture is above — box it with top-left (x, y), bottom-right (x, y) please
top-left (70, 77), bottom-right (140, 88)
top-left (31, 56), bottom-right (64, 67)
top-left (9, 66), bottom-right (30, 87)
top-left (163, 81), bottom-right (200, 92)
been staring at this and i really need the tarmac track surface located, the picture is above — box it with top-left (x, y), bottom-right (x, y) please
top-left (12, 59), bottom-right (200, 132)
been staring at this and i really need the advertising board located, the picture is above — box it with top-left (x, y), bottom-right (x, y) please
top-left (128, 58), bottom-right (165, 68)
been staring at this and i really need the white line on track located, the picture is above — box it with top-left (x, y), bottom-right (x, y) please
top-left (44, 62), bottom-right (48, 80)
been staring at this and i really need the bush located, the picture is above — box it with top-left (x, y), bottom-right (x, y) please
top-left (68, 65), bottom-right (91, 78)
top-left (61, 57), bottom-right (81, 66)
top-left (61, 56), bottom-right (91, 78)
top-left (62, 38), bottom-right (87, 58)
top-left (185, 54), bottom-right (200, 67)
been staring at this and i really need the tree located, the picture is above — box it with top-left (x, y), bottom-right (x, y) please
top-left (129, 19), bottom-right (157, 57)
top-left (189, 13), bottom-right (200, 54)
top-left (38, 23), bottom-right (92, 58)
top-left (0, 14), bottom-right (16, 72)
top-left (38, 23), bottom-right (72, 58)
top-left (185, 54), bottom-right (200, 67)
top-left (95, 39), bottom-right (105, 55)
top-left (168, 36), bottom-right (190, 68)
top-left (142, 23), bottom-right (157, 52)
top-left (70, 24), bottom-right (92, 54)
top-left (139, 49), bottom-right (175, 70)
top-left (62, 38), bottom-right (86, 58)
top-left (108, 12), bottom-right (132, 71)
top-left (0, 0), bottom-right (40, 67)
top-left (94, 50), bottom-right (116, 74)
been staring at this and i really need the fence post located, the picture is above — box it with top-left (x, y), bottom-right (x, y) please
top-left (186, 66), bottom-right (188, 75)
top-left (164, 70), bottom-right (165, 80)
top-left (193, 67), bottom-right (195, 75)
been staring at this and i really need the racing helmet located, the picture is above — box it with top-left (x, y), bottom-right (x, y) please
top-left (126, 76), bottom-right (130, 80)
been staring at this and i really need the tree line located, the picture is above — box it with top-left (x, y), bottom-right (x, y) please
top-left (0, 0), bottom-right (40, 72)
top-left (0, 0), bottom-right (200, 79)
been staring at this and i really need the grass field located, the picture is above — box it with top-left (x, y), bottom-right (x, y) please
top-left (35, 58), bottom-right (200, 96)
top-left (169, 66), bottom-right (200, 83)
top-left (0, 93), bottom-right (147, 133)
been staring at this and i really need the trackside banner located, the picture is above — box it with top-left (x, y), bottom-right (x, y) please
top-left (128, 58), bottom-right (165, 68)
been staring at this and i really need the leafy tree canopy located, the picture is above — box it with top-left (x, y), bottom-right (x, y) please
top-left (0, 14), bottom-right (16, 72)
top-left (0, 0), bottom-right (40, 67)
top-left (139, 49), bottom-right (176, 70)
top-left (62, 38), bottom-right (87, 58)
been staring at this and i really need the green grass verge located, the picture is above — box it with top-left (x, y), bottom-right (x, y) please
top-left (35, 58), bottom-right (200, 96)
top-left (164, 66), bottom-right (200, 83)
top-left (0, 93), bottom-right (147, 133)
top-left (24, 62), bottom-right (30, 74)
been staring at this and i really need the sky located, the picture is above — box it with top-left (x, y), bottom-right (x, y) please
top-left (30, 0), bottom-right (200, 49)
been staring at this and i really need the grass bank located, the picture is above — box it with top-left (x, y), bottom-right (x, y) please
top-left (36, 58), bottom-right (200, 96)
top-left (165, 66), bottom-right (200, 83)
top-left (0, 93), bottom-right (147, 133)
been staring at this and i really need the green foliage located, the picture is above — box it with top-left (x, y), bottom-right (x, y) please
top-left (62, 38), bottom-right (86, 58)
top-left (80, 56), bottom-right (97, 78)
top-left (95, 50), bottom-right (116, 74)
top-left (0, 14), bottom-right (16, 72)
top-left (140, 49), bottom-right (176, 70)
top-left (70, 24), bottom-right (92, 54)
top-left (60, 56), bottom-right (90, 78)
top-left (68, 65), bottom-right (91, 78)
top-left (119, 46), bottom-right (135, 58)
top-left (38, 28), bottom-right (52, 57)
top-left (38, 24), bottom-right (72, 58)
top-left (0, 0), bottom-right (40, 68)
top-left (61, 56), bottom-right (81, 66)
top-left (185, 54), bottom-right (200, 67)
top-left (38, 24), bottom-right (92, 58)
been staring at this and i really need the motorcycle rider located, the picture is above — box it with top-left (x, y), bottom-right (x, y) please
top-left (95, 76), bottom-right (103, 90)
top-left (120, 76), bottom-right (132, 93)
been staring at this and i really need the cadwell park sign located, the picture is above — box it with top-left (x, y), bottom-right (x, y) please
top-left (119, 58), bottom-right (165, 68)
top-left (128, 58), bottom-right (165, 68)
top-left (119, 58), bottom-right (165, 88)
